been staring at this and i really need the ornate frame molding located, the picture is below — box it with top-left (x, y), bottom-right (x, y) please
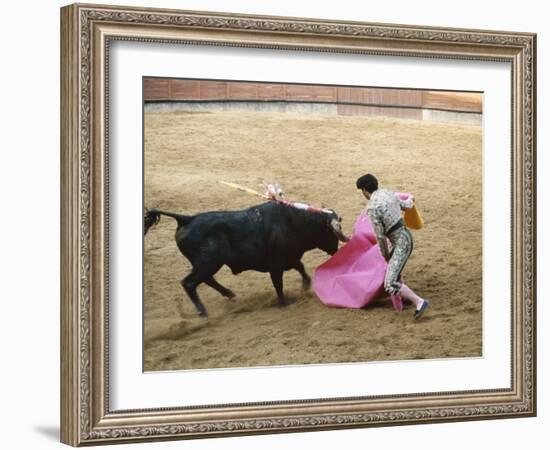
top-left (60, 3), bottom-right (536, 446)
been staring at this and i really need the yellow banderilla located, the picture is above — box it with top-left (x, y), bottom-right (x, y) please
top-left (219, 181), bottom-right (270, 200)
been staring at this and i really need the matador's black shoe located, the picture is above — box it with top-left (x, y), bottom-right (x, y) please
top-left (414, 300), bottom-right (429, 320)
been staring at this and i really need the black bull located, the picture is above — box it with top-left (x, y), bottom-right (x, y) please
top-left (144, 201), bottom-right (349, 316)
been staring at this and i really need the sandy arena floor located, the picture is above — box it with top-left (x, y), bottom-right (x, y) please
top-left (143, 110), bottom-right (482, 371)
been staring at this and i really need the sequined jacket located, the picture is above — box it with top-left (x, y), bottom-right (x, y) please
top-left (366, 188), bottom-right (414, 260)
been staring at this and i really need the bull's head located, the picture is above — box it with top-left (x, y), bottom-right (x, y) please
top-left (320, 210), bottom-right (350, 255)
top-left (330, 216), bottom-right (350, 243)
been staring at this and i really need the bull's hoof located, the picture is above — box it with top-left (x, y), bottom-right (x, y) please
top-left (302, 280), bottom-right (311, 291)
top-left (195, 305), bottom-right (208, 317)
top-left (277, 298), bottom-right (290, 308)
top-left (224, 289), bottom-right (236, 298)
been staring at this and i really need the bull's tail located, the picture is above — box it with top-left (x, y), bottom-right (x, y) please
top-left (144, 208), bottom-right (194, 235)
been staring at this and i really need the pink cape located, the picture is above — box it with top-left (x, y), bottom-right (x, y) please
top-left (313, 193), bottom-right (412, 312)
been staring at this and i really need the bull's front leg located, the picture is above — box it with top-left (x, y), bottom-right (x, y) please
top-left (294, 261), bottom-right (311, 290)
top-left (269, 270), bottom-right (289, 307)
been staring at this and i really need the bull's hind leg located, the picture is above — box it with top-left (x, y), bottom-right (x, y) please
top-left (205, 277), bottom-right (235, 299)
top-left (181, 264), bottom-right (222, 317)
top-left (181, 273), bottom-right (208, 317)
top-left (269, 270), bottom-right (289, 307)
top-left (294, 261), bottom-right (311, 290)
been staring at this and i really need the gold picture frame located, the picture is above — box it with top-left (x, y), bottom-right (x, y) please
top-left (60, 3), bottom-right (536, 446)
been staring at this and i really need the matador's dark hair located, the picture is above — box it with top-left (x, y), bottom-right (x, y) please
top-left (356, 174), bottom-right (378, 193)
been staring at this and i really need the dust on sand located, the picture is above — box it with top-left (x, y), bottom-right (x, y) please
top-left (144, 111), bottom-right (482, 371)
